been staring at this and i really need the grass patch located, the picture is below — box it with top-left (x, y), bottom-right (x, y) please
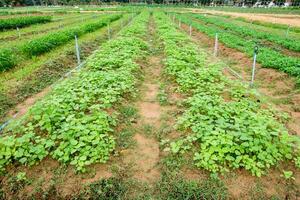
top-left (141, 124), bottom-right (155, 137)
top-left (116, 129), bottom-right (136, 149)
top-left (157, 83), bottom-right (169, 106)
top-left (0, 92), bottom-right (16, 123)
top-left (119, 105), bottom-right (139, 124)
top-left (155, 171), bottom-right (228, 200)
top-left (7, 172), bottom-right (31, 196)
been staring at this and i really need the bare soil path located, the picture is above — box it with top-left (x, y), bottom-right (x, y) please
top-left (182, 8), bottom-right (300, 27)
top-left (122, 17), bottom-right (161, 184)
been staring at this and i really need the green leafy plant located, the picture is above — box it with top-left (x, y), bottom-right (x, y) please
top-left (175, 14), bottom-right (300, 83)
top-left (295, 157), bottom-right (300, 169)
top-left (0, 12), bottom-right (150, 172)
top-left (0, 14), bottom-right (122, 71)
top-left (281, 170), bottom-right (295, 180)
top-left (157, 84), bottom-right (169, 105)
top-left (155, 12), bottom-right (300, 177)
top-left (0, 15), bottom-right (51, 31)
top-left (191, 14), bottom-right (300, 52)
top-left (8, 172), bottom-right (30, 194)
top-left (87, 177), bottom-right (127, 200)
top-left (155, 172), bottom-right (228, 200)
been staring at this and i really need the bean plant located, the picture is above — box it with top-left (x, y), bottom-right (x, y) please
top-left (0, 15), bottom-right (51, 31)
top-left (155, 12), bottom-right (300, 177)
top-left (0, 12), bottom-right (149, 172)
top-left (175, 14), bottom-right (300, 84)
top-left (192, 14), bottom-right (300, 52)
top-left (0, 14), bottom-right (122, 72)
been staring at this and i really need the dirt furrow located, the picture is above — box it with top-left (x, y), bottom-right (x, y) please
top-left (122, 17), bottom-right (162, 184)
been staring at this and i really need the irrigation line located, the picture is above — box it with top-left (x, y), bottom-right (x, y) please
top-left (174, 16), bottom-right (246, 84)
top-left (0, 61), bottom-right (86, 134)
top-left (0, 15), bottom-right (135, 134)
top-left (225, 66), bottom-right (244, 81)
top-left (0, 114), bottom-right (18, 132)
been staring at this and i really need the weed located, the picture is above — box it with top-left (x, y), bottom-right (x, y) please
top-left (292, 105), bottom-right (300, 112)
top-left (248, 182), bottom-right (269, 200)
top-left (155, 172), bottom-right (228, 200)
top-left (119, 106), bottom-right (138, 124)
top-left (28, 184), bottom-right (63, 200)
top-left (161, 155), bottom-right (186, 171)
top-left (87, 177), bottom-right (127, 200)
top-left (281, 170), bottom-right (295, 181)
top-left (0, 182), bottom-right (5, 200)
top-left (8, 172), bottom-right (30, 195)
top-left (248, 182), bottom-right (283, 200)
top-left (117, 129), bottom-right (136, 149)
top-left (0, 93), bottom-right (16, 123)
top-left (157, 123), bottom-right (172, 140)
top-left (272, 96), bottom-right (293, 105)
top-left (141, 124), bottom-right (155, 136)
top-left (157, 84), bottom-right (169, 106)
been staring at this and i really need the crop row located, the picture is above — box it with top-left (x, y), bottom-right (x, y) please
top-left (155, 12), bottom-right (300, 176)
top-left (0, 14), bottom-right (122, 72)
top-left (191, 14), bottom-right (300, 52)
top-left (0, 15), bottom-right (52, 31)
top-left (0, 10), bottom-right (43, 16)
top-left (0, 14), bottom-right (97, 42)
top-left (0, 12), bottom-right (149, 172)
top-left (176, 14), bottom-right (300, 84)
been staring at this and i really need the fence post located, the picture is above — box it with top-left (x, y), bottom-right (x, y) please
top-left (213, 33), bottom-right (218, 57)
top-left (250, 46), bottom-right (259, 87)
top-left (189, 24), bottom-right (192, 36)
top-left (179, 20), bottom-right (181, 28)
top-left (74, 35), bottom-right (81, 65)
top-left (16, 27), bottom-right (21, 38)
top-left (285, 25), bottom-right (290, 38)
top-left (107, 22), bottom-right (111, 40)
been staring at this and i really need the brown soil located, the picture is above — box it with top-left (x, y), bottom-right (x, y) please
top-left (119, 19), bottom-right (162, 184)
top-left (138, 58), bottom-right (162, 125)
top-left (58, 164), bottom-right (112, 196)
top-left (123, 55), bottom-right (162, 183)
top-left (180, 22), bottom-right (300, 136)
top-left (122, 134), bottom-right (160, 183)
top-left (183, 8), bottom-right (300, 27)
top-left (2, 158), bottom-right (113, 198)
top-left (7, 86), bottom-right (51, 119)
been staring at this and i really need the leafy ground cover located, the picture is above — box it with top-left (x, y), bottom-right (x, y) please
top-left (175, 13), bottom-right (300, 85)
top-left (0, 12), bottom-right (149, 172)
top-left (0, 8), bottom-right (299, 199)
top-left (0, 14), bottom-right (122, 72)
top-left (155, 12), bottom-right (300, 177)
top-left (0, 13), bottom-right (97, 42)
top-left (191, 13), bottom-right (300, 52)
top-left (0, 15), bottom-right (52, 31)
top-left (0, 15), bottom-right (131, 125)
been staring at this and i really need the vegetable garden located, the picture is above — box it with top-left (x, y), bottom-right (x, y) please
top-left (0, 6), bottom-right (299, 199)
